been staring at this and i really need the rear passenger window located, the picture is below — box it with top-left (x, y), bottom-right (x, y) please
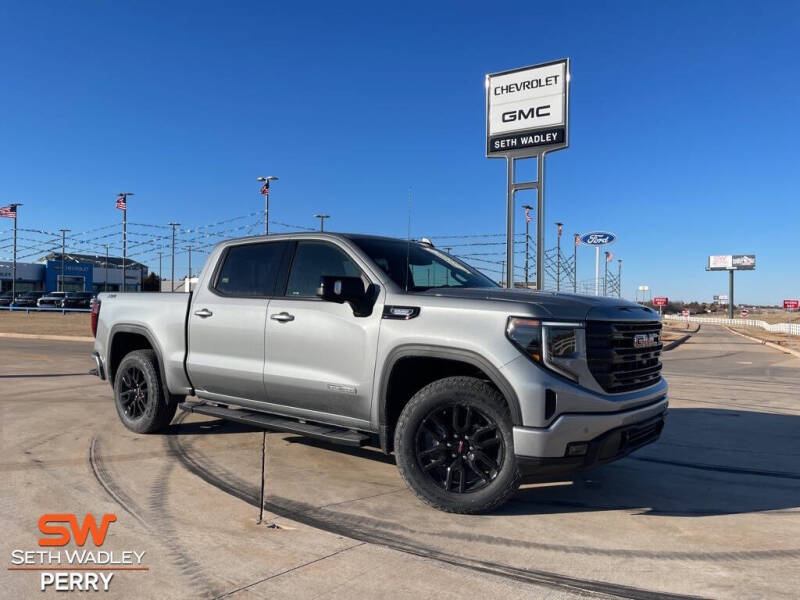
top-left (285, 241), bottom-right (361, 297)
top-left (214, 242), bottom-right (284, 297)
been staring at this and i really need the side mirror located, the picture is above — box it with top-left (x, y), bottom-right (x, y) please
top-left (317, 276), bottom-right (374, 316)
top-left (317, 276), bottom-right (366, 304)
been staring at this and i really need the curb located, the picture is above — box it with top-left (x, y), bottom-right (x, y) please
top-left (662, 324), bottom-right (700, 352)
top-left (0, 332), bottom-right (94, 343)
top-left (662, 334), bottom-right (691, 352)
top-left (724, 326), bottom-right (800, 359)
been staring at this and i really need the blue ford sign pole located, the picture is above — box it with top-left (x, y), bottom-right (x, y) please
top-left (579, 232), bottom-right (616, 296)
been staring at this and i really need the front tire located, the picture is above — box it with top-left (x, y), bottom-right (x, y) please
top-left (394, 376), bottom-right (520, 513)
top-left (113, 349), bottom-right (179, 433)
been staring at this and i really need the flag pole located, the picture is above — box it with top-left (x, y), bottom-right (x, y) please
top-left (122, 205), bottom-right (127, 293)
top-left (13, 206), bottom-right (19, 304)
top-left (573, 233), bottom-right (579, 294)
top-left (117, 192), bottom-right (133, 293)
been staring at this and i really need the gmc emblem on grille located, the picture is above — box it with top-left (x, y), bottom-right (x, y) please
top-left (633, 333), bottom-right (659, 349)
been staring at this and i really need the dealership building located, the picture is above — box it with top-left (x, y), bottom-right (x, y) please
top-left (0, 253), bottom-right (149, 293)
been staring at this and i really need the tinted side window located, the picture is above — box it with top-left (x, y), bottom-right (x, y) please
top-left (285, 242), bottom-right (361, 297)
top-left (214, 242), bottom-right (285, 297)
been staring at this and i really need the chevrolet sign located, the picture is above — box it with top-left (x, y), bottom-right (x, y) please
top-left (486, 58), bottom-right (569, 156)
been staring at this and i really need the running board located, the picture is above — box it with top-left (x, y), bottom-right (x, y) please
top-left (178, 402), bottom-right (371, 447)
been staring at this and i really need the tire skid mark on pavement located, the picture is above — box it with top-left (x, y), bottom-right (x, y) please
top-left (165, 421), bottom-right (723, 600)
top-left (88, 436), bottom-right (148, 527)
top-left (89, 434), bottom-right (220, 598)
top-left (212, 542), bottom-right (366, 600)
top-left (169, 416), bottom-right (800, 564)
top-left (0, 372), bottom-right (91, 378)
top-left (629, 457), bottom-right (800, 481)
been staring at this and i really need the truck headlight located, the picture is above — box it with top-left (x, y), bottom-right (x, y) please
top-left (506, 318), bottom-right (583, 382)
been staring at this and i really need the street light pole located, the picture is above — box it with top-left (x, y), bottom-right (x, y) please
top-left (522, 204), bottom-right (533, 288)
top-left (168, 222), bottom-right (180, 292)
top-left (257, 176), bottom-right (279, 235)
top-left (188, 244), bottom-right (192, 292)
top-left (314, 214), bottom-right (330, 232)
top-left (104, 244), bottom-right (109, 292)
top-left (603, 251), bottom-right (609, 296)
top-left (617, 259), bottom-right (622, 298)
top-left (59, 229), bottom-right (70, 292)
top-left (555, 222), bottom-right (563, 292)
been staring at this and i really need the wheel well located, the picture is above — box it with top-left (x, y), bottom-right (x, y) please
top-left (108, 332), bottom-right (153, 383)
top-left (382, 356), bottom-right (507, 453)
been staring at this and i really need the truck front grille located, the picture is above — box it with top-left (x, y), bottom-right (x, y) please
top-left (585, 320), bottom-right (663, 393)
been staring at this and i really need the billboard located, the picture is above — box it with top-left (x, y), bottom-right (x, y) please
top-left (653, 297), bottom-right (668, 307)
top-left (707, 254), bottom-right (756, 271)
top-left (784, 299), bottom-right (799, 310)
top-left (486, 59), bottom-right (569, 156)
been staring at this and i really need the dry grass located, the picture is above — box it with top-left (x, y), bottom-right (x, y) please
top-left (728, 326), bottom-right (800, 350)
top-left (739, 310), bottom-right (800, 324)
top-left (0, 311), bottom-right (91, 337)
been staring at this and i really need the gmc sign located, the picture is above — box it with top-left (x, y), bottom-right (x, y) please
top-left (486, 59), bottom-right (569, 156)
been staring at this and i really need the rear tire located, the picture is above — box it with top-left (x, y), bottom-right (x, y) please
top-left (113, 349), bottom-right (179, 433)
top-left (394, 376), bottom-right (520, 513)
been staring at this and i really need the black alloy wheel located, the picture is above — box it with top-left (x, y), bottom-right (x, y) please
top-left (113, 349), bottom-right (181, 433)
top-left (118, 365), bottom-right (150, 420)
top-left (415, 403), bottom-right (504, 493)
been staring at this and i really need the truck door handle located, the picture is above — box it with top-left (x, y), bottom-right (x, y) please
top-left (194, 308), bottom-right (213, 318)
top-left (270, 312), bottom-right (295, 323)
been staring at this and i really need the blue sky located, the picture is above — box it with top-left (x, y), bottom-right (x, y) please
top-left (1, 1), bottom-right (798, 303)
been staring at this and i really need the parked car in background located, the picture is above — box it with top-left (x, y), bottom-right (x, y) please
top-left (37, 291), bottom-right (67, 308)
top-left (62, 292), bottom-right (95, 309)
top-left (14, 291), bottom-right (45, 307)
top-left (0, 292), bottom-right (14, 307)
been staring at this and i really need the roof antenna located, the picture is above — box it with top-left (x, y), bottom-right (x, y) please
top-left (404, 186), bottom-right (411, 292)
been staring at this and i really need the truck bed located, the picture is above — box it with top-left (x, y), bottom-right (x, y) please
top-left (94, 291), bottom-right (193, 396)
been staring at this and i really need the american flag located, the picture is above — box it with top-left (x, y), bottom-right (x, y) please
top-left (116, 196), bottom-right (127, 211)
top-left (557, 223), bottom-right (563, 237)
top-left (260, 182), bottom-right (270, 196)
top-left (574, 234), bottom-right (581, 246)
top-left (606, 252), bottom-right (614, 262)
top-left (0, 204), bottom-right (17, 219)
top-left (524, 207), bottom-right (532, 223)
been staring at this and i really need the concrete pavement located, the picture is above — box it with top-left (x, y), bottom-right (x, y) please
top-left (2, 327), bottom-right (799, 599)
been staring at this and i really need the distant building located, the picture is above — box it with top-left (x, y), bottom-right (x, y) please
top-left (0, 253), bottom-right (149, 293)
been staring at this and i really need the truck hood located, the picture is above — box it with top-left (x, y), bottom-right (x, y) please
top-left (413, 288), bottom-right (659, 321)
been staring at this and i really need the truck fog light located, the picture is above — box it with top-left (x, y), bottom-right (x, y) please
top-left (566, 442), bottom-right (589, 457)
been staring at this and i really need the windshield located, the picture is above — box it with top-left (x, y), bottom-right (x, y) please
top-left (348, 237), bottom-right (498, 291)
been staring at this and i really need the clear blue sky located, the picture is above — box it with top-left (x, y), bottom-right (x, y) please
top-left (1, 1), bottom-right (798, 303)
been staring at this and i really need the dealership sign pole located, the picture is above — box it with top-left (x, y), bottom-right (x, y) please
top-left (486, 58), bottom-right (570, 289)
top-left (706, 254), bottom-right (756, 319)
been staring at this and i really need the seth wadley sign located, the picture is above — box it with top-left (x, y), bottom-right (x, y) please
top-left (486, 59), bottom-right (569, 155)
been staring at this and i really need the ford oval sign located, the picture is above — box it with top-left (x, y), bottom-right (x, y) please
top-left (579, 231), bottom-right (616, 246)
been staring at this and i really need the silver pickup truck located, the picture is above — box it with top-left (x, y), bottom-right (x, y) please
top-left (91, 233), bottom-right (667, 513)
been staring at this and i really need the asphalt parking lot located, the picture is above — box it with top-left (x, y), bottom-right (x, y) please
top-left (2, 327), bottom-right (799, 599)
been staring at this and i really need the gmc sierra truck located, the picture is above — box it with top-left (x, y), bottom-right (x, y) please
top-left (91, 233), bottom-right (667, 513)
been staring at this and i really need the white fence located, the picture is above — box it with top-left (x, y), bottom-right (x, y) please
top-left (663, 314), bottom-right (800, 335)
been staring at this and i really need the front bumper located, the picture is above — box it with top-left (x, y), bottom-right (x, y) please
top-left (513, 396), bottom-right (667, 479)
